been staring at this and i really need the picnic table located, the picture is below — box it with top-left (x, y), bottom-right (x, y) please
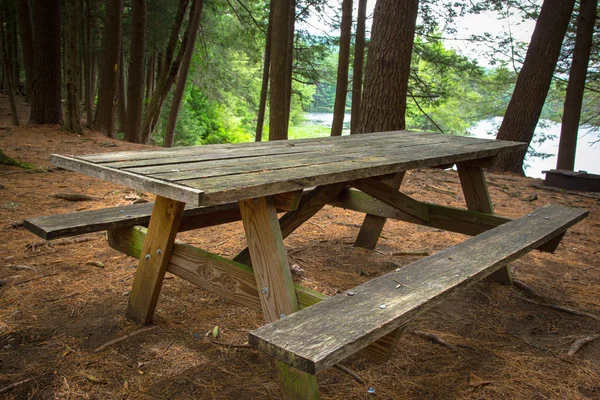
top-left (25, 130), bottom-right (588, 399)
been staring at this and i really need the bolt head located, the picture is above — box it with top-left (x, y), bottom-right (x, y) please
top-left (144, 254), bottom-right (150, 260)
top-left (157, 248), bottom-right (162, 255)
top-left (261, 287), bottom-right (268, 294)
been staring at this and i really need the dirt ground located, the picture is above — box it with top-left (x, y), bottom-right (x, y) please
top-left (0, 94), bottom-right (599, 399)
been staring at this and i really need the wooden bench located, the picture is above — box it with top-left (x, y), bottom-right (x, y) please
top-left (248, 205), bottom-right (588, 375)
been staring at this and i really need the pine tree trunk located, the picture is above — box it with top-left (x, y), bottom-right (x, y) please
top-left (356, 0), bottom-right (419, 134)
top-left (124, 0), bottom-right (146, 143)
top-left (493, 0), bottom-right (576, 174)
top-left (64, 0), bottom-right (83, 133)
top-left (144, 48), bottom-right (155, 107)
top-left (16, 0), bottom-right (34, 102)
top-left (94, 0), bottom-right (123, 137)
top-left (350, 0), bottom-right (367, 134)
top-left (0, 9), bottom-right (19, 126)
top-left (283, 0), bottom-right (295, 128)
top-left (164, 0), bottom-right (204, 148)
top-left (5, 2), bottom-right (18, 94)
top-left (330, 0), bottom-right (353, 137)
top-left (268, 0), bottom-right (291, 140)
top-left (140, 0), bottom-right (190, 143)
top-left (556, 0), bottom-right (596, 171)
top-left (255, 1), bottom-right (272, 143)
top-left (29, 0), bottom-right (63, 125)
top-left (117, 46), bottom-right (127, 132)
top-left (89, 0), bottom-right (98, 120)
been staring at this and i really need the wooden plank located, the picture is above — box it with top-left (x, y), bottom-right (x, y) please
top-left (234, 183), bottom-right (347, 266)
top-left (125, 196), bottom-right (185, 324)
top-left (248, 205), bottom-right (589, 374)
top-left (354, 172), bottom-right (405, 250)
top-left (273, 190), bottom-right (304, 211)
top-left (107, 224), bottom-right (397, 364)
top-left (352, 177), bottom-right (430, 223)
top-left (183, 139), bottom-right (525, 206)
top-left (51, 155), bottom-right (205, 206)
top-left (238, 196), bottom-right (320, 398)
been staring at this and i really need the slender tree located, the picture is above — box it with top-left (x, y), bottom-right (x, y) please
top-left (29, 0), bottom-right (63, 125)
top-left (269, 0), bottom-right (292, 140)
top-left (0, 7), bottom-right (18, 126)
top-left (330, 0), bottom-right (353, 136)
top-left (255, 1), bottom-right (272, 142)
top-left (16, 0), bottom-right (34, 102)
top-left (493, 0), bottom-right (576, 174)
top-left (64, 0), bottom-right (82, 133)
top-left (124, 0), bottom-right (147, 143)
top-left (164, 0), bottom-right (204, 148)
top-left (283, 0), bottom-right (295, 127)
top-left (556, 0), bottom-right (597, 171)
top-left (117, 46), bottom-right (127, 132)
top-left (350, 0), bottom-right (367, 134)
top-left (94, 0), bottom-right (124, 137)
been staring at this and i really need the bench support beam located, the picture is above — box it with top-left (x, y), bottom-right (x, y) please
top-left (239, 197), bottom-right (320, 399)
top-left (126, 196), bottom-right (185, 324)
top-left (457, 164), bottom-right (512, 285)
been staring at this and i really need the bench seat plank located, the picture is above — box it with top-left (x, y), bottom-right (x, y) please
top-left (248, 205), bottom-right (588, 374)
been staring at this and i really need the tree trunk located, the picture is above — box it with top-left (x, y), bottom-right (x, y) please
top-left (268, 0), bottom-right (291, 140)
top-left (556, 0), bottom-right (596, 171)
top-left (255, 1), bottom-right (272, 142)
top-left (144, 48), bottom-right (155, 107)
top-left (140, 0), bottom-right (190, 143)
top-left (356, 0), bottom-right (419, 134)
top-left (89, 0), bottom-right (99, 121)
top-left (164, 0), bottom-right (203, 148)
top-left (330, 0), bottom-right (353, 137)
top-left (350, 0), bottom-right (367, 134)
top-left (493, 0), bottom-right (576, 174)
top-left (117, 45), bottom-right (127, 132)
top-left (0, 8), bottom-right (19, 126)
top-left (124, 0), bottom-right (146, 143)
top-left (29, 0), bottom-right (63, 125)
top-left (5, 2), bottom-right (18, 94)
top-left (64, 0), bottom-right (83, 133)
top-left (16, 0), bottom-right (34, 102)
top-left (283, 0), bottom-right (295, 128)
top-left (94, 0), bottom-right (123, 137)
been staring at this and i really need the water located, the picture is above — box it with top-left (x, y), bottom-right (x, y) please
top-left (303, 113), bottom-right (600, 179)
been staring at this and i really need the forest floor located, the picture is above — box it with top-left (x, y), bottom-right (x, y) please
top-left (0, 94), bottom-right (599, 399)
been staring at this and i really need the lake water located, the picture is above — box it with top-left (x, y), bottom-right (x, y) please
top-left (303, 113), bottom-right (600, 179)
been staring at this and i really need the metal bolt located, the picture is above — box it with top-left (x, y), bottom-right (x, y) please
top-left (253, 198), bottom-right (260, 203)
top-left (347, 291), bottom-right (355, 296)
top-left (367, 387), bottom-right (376, 394)
top-left (378, 209), bottom-right (382, 214)
top-left (119, 210), bottom-right (125, 213)
top-left (379, 304), bottom-right (387, 309)
top-left (144, 254), bottom-right (150, 260)
top-left (157, 248), bottom-right (162, 255)
top-left (279, 313), bottom-right (286, 319)
top-left (261, 287), bottom-right (268, 295)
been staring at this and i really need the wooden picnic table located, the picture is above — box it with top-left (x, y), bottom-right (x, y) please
top-left (50, 130), bottom-right (533, 398)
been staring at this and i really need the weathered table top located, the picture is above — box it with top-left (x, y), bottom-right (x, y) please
top-left (51, 131), bottom-right (525, 207)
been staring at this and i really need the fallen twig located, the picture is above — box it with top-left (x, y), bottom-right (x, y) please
top-left (0, 377), bottom-right (35, 394)
top-left (51, 193), bottom-right (99, 201)
top-left (512, 279), bottom-right (539, 299)
top-left (425, 184), bottom-right (457, 196)
top-left (45, 292), bottom-right (80, 302)
top-left (25, 236), bottom-right (95, 252)
top-left (392, 250), bottom-right (430, 256)
top-left (14, 273), bottom-right (59, 286)
top-left (158, 340), bottom-right (175, 358)
top-left (410, 330), bottom-right (460, 351)
top-left (529, 183), bottom-right (600, 200)
top-left (210, 340), bottom-right (253, 349)
top-left (94, 325), bottom-right (159, 353)
top-left (333, 364), bottom-right (365, 384)
top-left (567, 334), bottom-right (600, 356)
top-left (518, 297), bottom-right (600, 321)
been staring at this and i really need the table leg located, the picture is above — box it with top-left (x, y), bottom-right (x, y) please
top-left (457, 164), bottom-right (512, 285)
top-left (126, 196), bottom-right (185, 324)
top-left (239, 197), bottom-right (320, 400)
top-left (354, 171), bottom-right (406, 249)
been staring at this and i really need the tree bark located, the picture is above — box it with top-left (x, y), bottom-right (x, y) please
top-left (89, 0), bottom-right (99, 122)
top-left (0, 8), bottom-right (19, 126)
top-left (356, 0), bottom-right (419, 134)
top-left (117, 45), bottom-right (127, 132)
top-left (164, 0), bottom-right (204, 148)
top-left (145, 48), bottom-right (155, 107)
top-left (556, 0), bottom-right (596, 171)
top-left (140, 0), bottom-right (190, 143)
top-left (268, 0), bottom-right (291, 140)
top-left (64, 0), bottom-right (83, 133)
top-left (283, 0), bottom-right (295, 128)
top-left (493, 0), bottom-right (576, 174)
top-left (350, 0), bottom-right (367, 134)
top-left (94, 0), bottom-right (123, 137)
top-left (255, 1), bottom-right (272, 142)
top-left (16, 0), bottom-right (34, 102)
top-left (29, 0), bottom-right (63, 125)
top-left (124, 0), bottom-right (146, 143)
top-left (330, 0), bottom-right (353, 136)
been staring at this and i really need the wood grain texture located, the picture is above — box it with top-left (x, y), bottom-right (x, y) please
top-left (125, 196), bottom-right (185, 324)
top-left (248, 205), bottom-right (588, 374)
top-left (354, 172), bottom-right (405, 250)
